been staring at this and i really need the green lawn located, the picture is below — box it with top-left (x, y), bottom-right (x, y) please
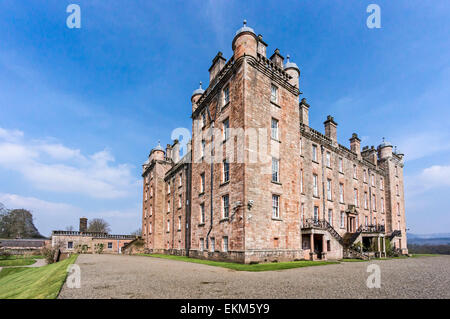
top-left (0, 254), bottom-right (78, 299)
top-left (0, 254), bottom-right (44, 260)
top-left (138, 254), bottom-right (338, 271)
top-left (0, 258), bottom-right (37, 267)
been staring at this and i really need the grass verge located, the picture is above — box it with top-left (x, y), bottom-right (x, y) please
top-left (0, 258), bottom-right (37, 267)
top-left (0, 254), bottom-right (78, 299)
top-left (138, 254), bottom-right (338, 271)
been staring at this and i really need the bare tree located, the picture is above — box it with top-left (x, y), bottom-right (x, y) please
top-left (87, 218), bottom-right (111, 233)
top-left (65, 225), bottom-right (75, 231)
top-left (130, 228), bottom-right (142, 237)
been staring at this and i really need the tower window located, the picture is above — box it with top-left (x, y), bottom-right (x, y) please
top-left (271, 118), bottom-right (279, 140)
top-left (271, 84), bottom-right (278, 103)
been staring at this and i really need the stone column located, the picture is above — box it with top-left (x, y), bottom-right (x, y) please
top-left (377, 236), bottom-right (381, 258)
top-left (322, 235), bottom-right (327, 260)
top-left (310, 233), bottom-right (315, 261)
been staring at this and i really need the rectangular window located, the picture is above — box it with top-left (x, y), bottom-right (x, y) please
top-left (313, 174), bottom-right (319, 197)
top-left (364, 192), bottom-right (368, 209)
top-left (340, 211), bottom-right (345, 228)
top-left (200, 238), bottom-right (204, 251)
top-left (312, 145), bottom-right (318, 162)
top-left (371, 174), bottom-right (375, 186)
top-left (354, 188), bottom-right (358, 207)
top-left (381, 198), bottom-right (385, 213)
top-left (178, 216), bottom-right (181, 230)
top-left (353, 165), bottom-right (357, 179)
top-left (223, 118), bottom-right (230, 141)
top-left (168, 183), bottom-right (171, 194)
top-left (396, 184), bottom-right (399, 196)
top-left (271, 118), bottom-right (279, 140)
top-left (363, 170), bottom-right (367, 183)
top-left (339, 158), bottom-right (343, 173)
top-left (272, 195), bottom-right (280, 218)
top-left (271, 84), bottom-right (278, 103)
top-left (372, 194), bottom-right (376, 211)
top-left (326, 152), bottom-right (331, 167)
top-left (167, 200), bottom-right (170, 212)
top-left (108, 242), bottom-right (113, 249)
top-left (339, 183), bottom-right (344, 203)
top-left (150, 206), bottom-right (152, 216)
top-left (67, 241), bottom-right (73, 249)
top-left (200, 203), bottom-right (205, 224)
top-left (179, 195), bottom-right (182, 208)
top-left (272, 158), bottom-right (279, 182)
top-left (201, 140), bottom-right (206, 157)
top-left (300, 203), bottom-right (305, 226)
top-left (167, 219), bottom-right (170, 232)
top-left (300, 138), bottom-right (303, 155)
top-left (149, 222), bottom-right (152, 234)
top-left (222, 194), bottom-right (229, 218)
top-left (201, 112), bottom-right (206, 127)
top-left (223, 86), bottom-right (230, 105)
top-left (223, 160), bottom-right (230, 183)
top-left (223, 236), bottom-right (229, 252)
top-left (397, 203), bottom-right (400, 215)
top-left (200, 173), bottom-right (205, 193)
top-left (179, 174), bottom-right (183, 187)
top-left (210, 237), bottom-right (215, 252)
top-left (365, 216), bottom-right (368, 227)
top-left (327, 179), bottom-right (332, 200)
top-left (300, 169), bottom-right (304, 193)
top-left (380, 177), bottom-right (384, 190)
top-left (328, 209), bottom-right (333, 226)
top-left (314, 206), bottom-right (319, 221)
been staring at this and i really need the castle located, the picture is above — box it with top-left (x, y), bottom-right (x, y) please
top-left (141, 21), bottom-right (407, 263)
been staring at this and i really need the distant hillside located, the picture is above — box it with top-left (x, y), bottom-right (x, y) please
top-left (407, 233), bottom-right (450, 245)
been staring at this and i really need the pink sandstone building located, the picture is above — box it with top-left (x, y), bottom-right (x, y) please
top-left (141, 21), bottom-right (407, 263)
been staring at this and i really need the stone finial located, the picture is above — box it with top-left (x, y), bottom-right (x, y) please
top-left (243, 19), bottom-right (247, 26)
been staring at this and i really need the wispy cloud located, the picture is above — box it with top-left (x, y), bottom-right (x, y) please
top-left (0, 127), bottom-right (139, 199)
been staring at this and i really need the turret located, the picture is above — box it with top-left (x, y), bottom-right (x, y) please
top-left (232, 20), bottom-right (257, 59)
top-left (191, 82), bottom-right (205, 113)
top-left (284, 54), bottom-right (300, 88)
top-left (149, 141), bottom-right (165, 162)
top-left (378, 138), bottom-right (393, 159)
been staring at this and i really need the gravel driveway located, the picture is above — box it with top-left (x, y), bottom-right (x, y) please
top-left (58, 254), bottom-right (450, 299)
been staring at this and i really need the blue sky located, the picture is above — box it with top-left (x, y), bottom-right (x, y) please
top-left (0, 0), bottom-right (449, 236)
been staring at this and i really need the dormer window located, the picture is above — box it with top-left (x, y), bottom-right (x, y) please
top-left (271, 84), bottom-right (278, 103)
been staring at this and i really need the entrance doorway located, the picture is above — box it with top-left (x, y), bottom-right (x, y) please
top-left (314, 234), bottom-right (323, 259)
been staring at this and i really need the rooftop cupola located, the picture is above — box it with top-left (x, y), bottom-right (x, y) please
top-left (232, 20), bottom-right (257, 59)
top-left (149, 141), bottom-right (165, 161)
top-left (378, 137), bottom-right (393, 159)
top-left (191, 81), bottom-right (205, 112)
top-left (284, 54), bottom-right (300, 87)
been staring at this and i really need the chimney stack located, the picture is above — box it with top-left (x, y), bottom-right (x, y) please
top-left (324, 115), bottom-right (337, 142)
top-left (209, 52), bottom-right (226, 85)
top-left (79, 217), bottom-right (87, 233)
top-left (257, 34), bottom-right (267, 57)
top-left (299, 98), bottom-right (310, 126)
top-left (350, 133), bottom-right (361, 158)
top-left (172, 140), bottom-right (180, 163)
top-left (166, 144), bottom-right (173, 161)
top-left (270, 48), bottom-right (284, 68)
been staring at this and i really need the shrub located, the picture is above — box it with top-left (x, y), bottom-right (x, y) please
top-left (94, 243), bottom-right (104, 254)
top-left (0, 249), bottom-right (11, 259)
top-left (41, 245), bottom-right (60, 264)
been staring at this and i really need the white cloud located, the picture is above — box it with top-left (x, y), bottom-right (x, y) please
top-left (395, 132), bottom-right (450, 162)
top-left (0, 127), bottom-right (139, 199)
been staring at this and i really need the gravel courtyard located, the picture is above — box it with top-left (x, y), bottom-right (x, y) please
top-left (58, 254), bottom-right (450, 299)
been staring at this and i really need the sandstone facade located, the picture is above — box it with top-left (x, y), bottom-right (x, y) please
top-left (141, 22), bottom-right (407, 263)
